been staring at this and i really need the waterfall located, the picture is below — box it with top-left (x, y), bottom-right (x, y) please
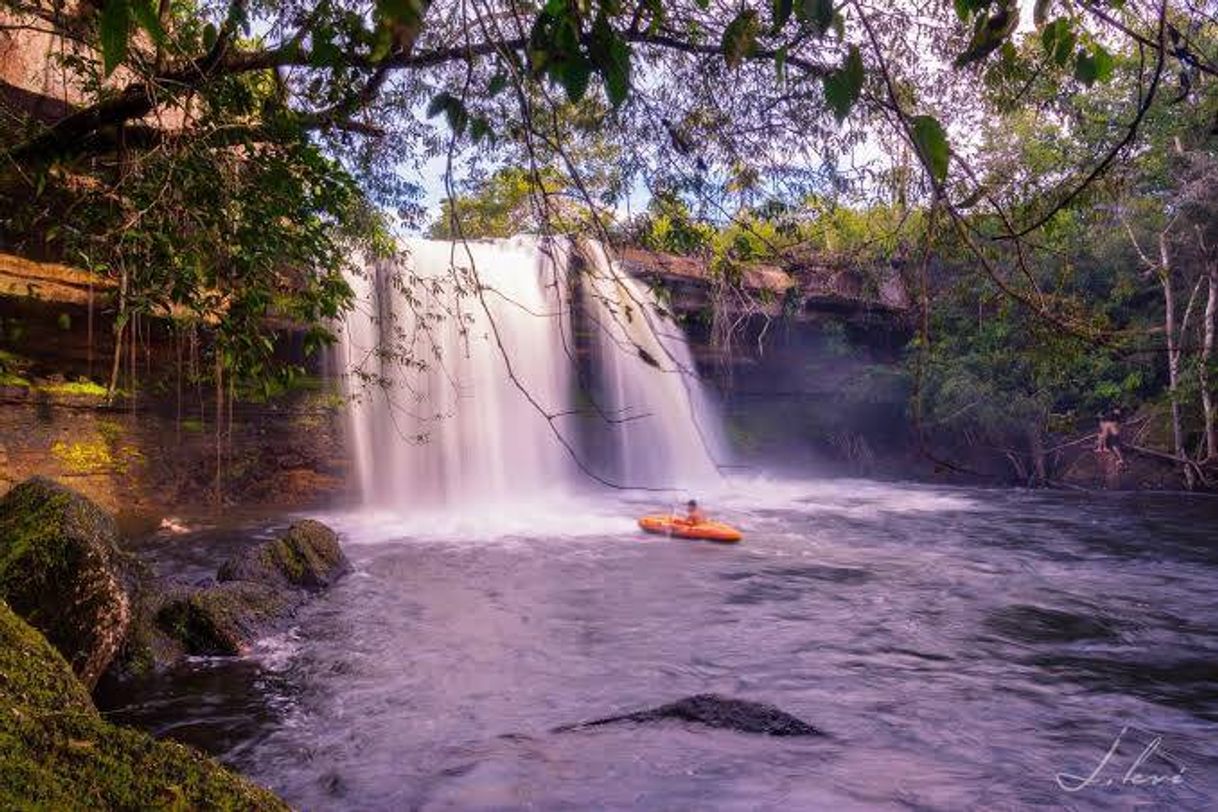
top-left (337, 236), bottom-right (724, 510)
top-left (576, 242), bottom-right (726, 490)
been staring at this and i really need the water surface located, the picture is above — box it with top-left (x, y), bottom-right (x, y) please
top-left (102, 479), bottom-right (1218, 810)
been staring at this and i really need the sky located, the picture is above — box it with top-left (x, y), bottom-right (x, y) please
top-left (405, 0), bottom-right (1045, 234)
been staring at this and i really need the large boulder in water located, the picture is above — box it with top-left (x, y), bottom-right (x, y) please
top-left (557, 694), bottom-right (824, 737)
top-left (0, 477), bottom-right (133, 688)
top-left (0, 597), bottom-right (288, 808)
top-left (155, 581), bottom-right (294, 656)
top-left (120, 519), bottom-right (348, 668)
top-left (217, 519), bottom-right (350, 590)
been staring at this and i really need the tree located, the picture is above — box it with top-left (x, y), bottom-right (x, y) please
top-left (3, 0), bottom-right (1218, 492)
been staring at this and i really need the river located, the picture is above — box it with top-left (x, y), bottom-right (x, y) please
top-left (99, 478), bottom-right (1218, 810)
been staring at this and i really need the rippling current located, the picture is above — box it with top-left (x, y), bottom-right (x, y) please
top-left (99, 479), bottom-right (1218, 810)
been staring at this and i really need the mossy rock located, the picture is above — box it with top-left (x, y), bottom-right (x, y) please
top-left (0, 599), bottom-right (288, 810)
top-left (155, 582), bottom-right (294, 657)
top-left (0, 477), bottom-right (134, 689)
top-left (217, 520), bottom-right (350, 591)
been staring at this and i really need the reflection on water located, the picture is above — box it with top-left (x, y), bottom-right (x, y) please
top-left (99, 479), bottom-right (1218, 810)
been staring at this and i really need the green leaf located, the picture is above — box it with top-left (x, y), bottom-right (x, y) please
top-left (224, 0), bottom-right (250, 35)
top-left (831, 11), bottom-right (845, 39)
top-left (98, 0), bottom-right (130, 76)
top-left (426, 91), bottom-right (468, 134)
top-left (202, 23), bottom-right (218, 51)
top-left (129, 0), bottom-right (165, 47)
top-left (795, 0), bottom-right (834, 34)
top-left (722, 9), bottom-right (760, 70)
top-left (590, 13), bottom-right (632, 107)
top-left (1041, 18), bottom-right (1076, 66)
top-left (446, 100), bottom-right (468, 135)
top-left (772, 0), bottom-right (793, 33)
top-left (370, 22), bottom-right (394, 62)
top-left (953, 0), bottom-right (989, 21)
top-left (1090, 44), bottom-right (1114, 81)
top-left (426, 91), bottom-right (452, 118)
top-left (310, 32), bottom-right (342, 68)
top-left (1074, 49), bottom-right (1097, 85)
top-left (1073, 45), bottom-right (1112, 86)
top-left (775, 44), bottom-right (788, 83)
top-left (470, 117), bottom-right (494, 144)
top-left (377, 0), bottom-right (424, 26)
top-left (602, 37), bottom-right (631, 106)
top-left (910, 114), bottom-right (950, 184)
top-left (954, 1), bottom-right (1018, 67)
top-left (558, 55), bottom-right (592, 103)
top-left (823, 44), bottom-right (864, 122)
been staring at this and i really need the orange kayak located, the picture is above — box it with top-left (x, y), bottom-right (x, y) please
top-left (638, 514), bottom-right (743, 543)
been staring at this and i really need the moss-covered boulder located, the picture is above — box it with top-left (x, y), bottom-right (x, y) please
top-left (217, 519), bottom-right (349, 591)
top-left (0, 598), bottom-right (288, 809)
top-left (155, 582), bottom-right (294, 657)
top-left (0, 477), bottom-right (134, 688)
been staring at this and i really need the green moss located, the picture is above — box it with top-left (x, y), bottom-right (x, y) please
top-left (0, 600), bottom-right (288, 810)
top-left (261, 539), bottom-right (308, 581)
top-left (38, 379), bottom-right (108, 398)
top-left (95, 419), bottom-right (124, 444)
top-left (155, 584), bottom-right (291, 657)
top-left (0, 478), bottom-right (136, 686)
top-left (0, 343), bottom-right (31, 387)
top-left (0, 481), bottom-right (76, 588)
top-left (0, 372), bottom-right (30, 388)
top-left (51, 440), bottom-right (115, 474)
top-left (50, 423), bottom-right (142, 475)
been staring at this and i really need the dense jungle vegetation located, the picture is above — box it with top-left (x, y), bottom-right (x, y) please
top-left (2, 0), bottom-right (1217, 485)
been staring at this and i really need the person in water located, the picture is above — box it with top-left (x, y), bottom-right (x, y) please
top-left (1096, 406), bottom-right (1126, 467)
top-left (684, 499), bottom-right (706, 525)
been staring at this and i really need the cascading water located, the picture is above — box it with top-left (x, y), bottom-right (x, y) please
top-left (337, 235), bottom-right (724, 510)
top-left (577, 242), bottom-right (726, 490)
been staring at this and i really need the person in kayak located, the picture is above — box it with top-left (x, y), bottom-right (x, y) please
top-left (683, 499), bottom-right (706, 525)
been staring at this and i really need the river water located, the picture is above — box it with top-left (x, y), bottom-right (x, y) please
top-left (100, 478), bottom-right (1218, 810)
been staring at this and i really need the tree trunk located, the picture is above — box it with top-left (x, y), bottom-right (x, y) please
top-left (87, 282), bottom-right (94, 380)
top-left (106, 265), bottom-right (128, 401)
top-left (1028, 423), bottom-right (1047, 486)
top-left (1201, 260), bottom-right (1217, 461)
top-left (214, 354), bottom-right (223, 508)
top-left (1159, 233), bottom-right (1194, 489)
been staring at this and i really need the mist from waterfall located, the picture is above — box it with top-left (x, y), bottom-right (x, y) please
top-left (337, 235), bottom-right (725, 511)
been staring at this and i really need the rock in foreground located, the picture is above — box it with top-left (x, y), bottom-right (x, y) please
top-left (217, 519), bottom-right (350, 590)
top-left (0, 477), bottom-right (133, 688)
top-left (557, 694), bottom-right (824, 737)
top-left (0, 598), bottom-right (287, 809)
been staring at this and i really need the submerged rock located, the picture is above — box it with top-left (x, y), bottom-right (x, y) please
top-left (557, 694), bottom-right (824, 737)
top-left (155, 581), bottom-right (295, 656)
top-left (0, 598), bottom-right (288, 808)
top-left (217, 519), bottom-right (350, 590)
top-left (0, 477), bottom-right (134, 688)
